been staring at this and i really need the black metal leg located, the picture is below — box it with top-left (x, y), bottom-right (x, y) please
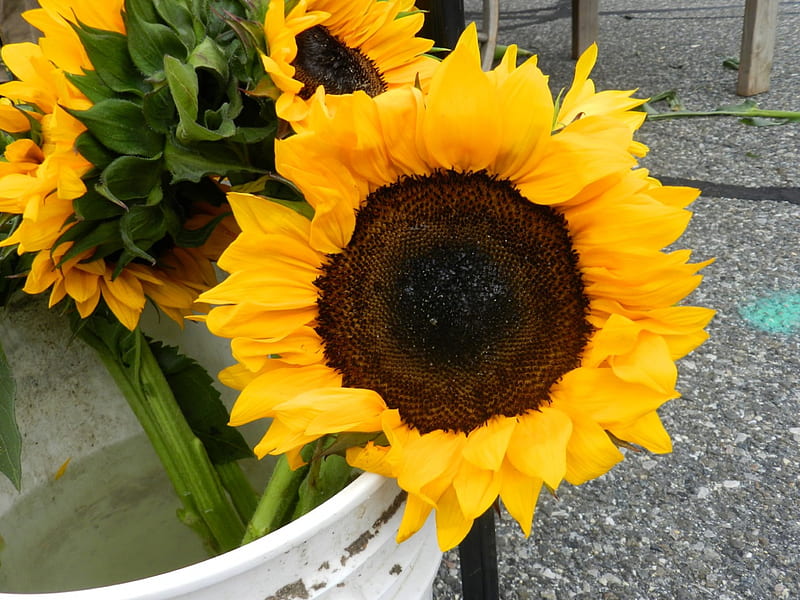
top-left (458, 508), bottom-right (500, 600)
top-left (417, 0), bottom-right (466, 51)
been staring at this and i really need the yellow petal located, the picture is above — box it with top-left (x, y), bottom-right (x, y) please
top-left (226, 192), bottom-right (312, 240)
top-left (374, 86), bottom-right (430, 176)
top-left (490, 55), bottom-right (553, 181)
top-left (397, 492), bottom-right (434, 544)
top-left (283, 387), bottom-right (386, 435)
top-left (218, 362), bottom-right (259, 390)
top-left (554, 367), bottom-right (674, 426)
top-left (199, 268), bottom-right (318, 309)
top-left (609, 411), bottom-right (673, 454)
top-left (346, 442), bottom-right (395, 478)
top-left (563, 416), bottom-right (623, 485)
top-left (100, 270), bottom-right (145, 330)
top-left (434, 486), bottom-right (474, 551)
top-left (498, 460), bottom-right (542, 537)
top-left (452, 460), bottom-right (502, 520)
top-left (254, 418), bottom-right (319, 457)
top-left (205, 303), bottom-right (316, 342)
top-left (396, 430), bottom-right (465, 501)
top-left (0, 104), bottom-right (32, 132)
top-left (229, 364), bottom-right (341, 426)
top-left (515, 116), bottom-right (636, 204)
top-left (231, 326), bottom-right (323, 370)
top-left (506, 408), bottom-right (572, 489)
top-left (462, 415), bottom-right (516, 471)
top-left (63, 266), bottom-right (99, 303)
top-left (609, 331), bottom-right (677, 394)
top-left (421, 23), bottom-right (500, 171)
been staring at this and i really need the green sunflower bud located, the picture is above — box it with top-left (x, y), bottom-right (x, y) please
top-left (57, 0), bottom-right (285, 275)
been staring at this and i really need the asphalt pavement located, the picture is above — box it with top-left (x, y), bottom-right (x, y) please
top-left (433, 1), bottom-right (800, 599)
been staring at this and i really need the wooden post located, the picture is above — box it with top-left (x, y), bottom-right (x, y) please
top-left (481, 0), bottom-right (500, 70)
top-left (572, 0), bottom-right (599, 59)
top-left (737, 0), bottom-right (778, 96)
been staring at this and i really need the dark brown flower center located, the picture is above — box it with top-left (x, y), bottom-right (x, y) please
top-left (292, 25), bottom-right (387, 100)
top-left (314, 170), bottom-right (592, 434)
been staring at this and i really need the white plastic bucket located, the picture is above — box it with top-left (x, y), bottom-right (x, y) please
top-left (0, 298), bottom-right (442, 598)
top-left (1, 473), bottom-right (440, 600)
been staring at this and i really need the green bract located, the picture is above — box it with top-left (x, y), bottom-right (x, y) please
top-left (59, 0), bottom-right (285, 273)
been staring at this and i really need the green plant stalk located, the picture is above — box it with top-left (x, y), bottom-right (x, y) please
top-left (290, 438), bottom-right (325, 520)
top-left (215, 460), bottom-right (259, 524)
top-left (646, 108), bottom-right (800, 121)
top-left (241, 454), bottom-right (309, 545)
top-left (77, 325), bottom-right (244, 554)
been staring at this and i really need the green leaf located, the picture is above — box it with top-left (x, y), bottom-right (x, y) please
top-left (149, 341), bottom-right (253, 464)
top-left (75, 131), bottom-right (118, 169)
top-left (188, 36), bottom-right (229, 82)
top-left (53, 219), bottom-right (122, 265)
top-left (71, 21), bottom-right (147, 95)
top-left (320, 432), bottom-right (386, 458)
top-left (153, 0), bottom-right (197, 48)
top-left (73, 187), bottom-right (126, 221)
top-left (70, 99), bottom-right (164, 158)
top-left (173, 211), bottom-right (230, 248)
top-left (125, 0), bottom-right (188, 76)
top-left (119, 204), bottom-right (172, 264)
top-left (142, 84), bottom-right (178, 135)
top-left (164, 56), bottom-right (235, 142)
top-left (292, 454), bottom-right (353, 520)
top-left (722, 56), bottom-right (740, 71)
top-left (740, 116), bottom-right (784, 126)
top-left (164, 135), bottom-right (264, 183)
top-left (65, 70), bottom-right (116, 105)
top-left (0, 340), bottom-right (22, 491)
top-left (20, 110), bottom-right (42, 147)
top-left (716, 99), bottom-right (758, 113)
top-left (98, 154), bottom-right (164, 203)
top-left (0, 237), bottom-right (33, 306)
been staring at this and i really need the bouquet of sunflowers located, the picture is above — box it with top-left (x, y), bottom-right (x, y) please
top-left (0, 0), bottom-right (713, 570)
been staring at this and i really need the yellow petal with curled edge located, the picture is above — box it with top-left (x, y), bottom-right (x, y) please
top-left (397, 492), bottom-right (433, 544)
top-left (609, 411), bottom-right (673, 454)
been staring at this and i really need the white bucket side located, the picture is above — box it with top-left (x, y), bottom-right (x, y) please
top-left (0, 473), bottom-right (442, 600)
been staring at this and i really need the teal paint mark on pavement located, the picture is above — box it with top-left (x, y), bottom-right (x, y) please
top-left (739, 291), bottom-right (800, 335)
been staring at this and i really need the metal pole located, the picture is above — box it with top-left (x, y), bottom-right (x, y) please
top-left (416, 0), bottom-right (466, 52)
top-left (458, 508), bottom-right (500, 600)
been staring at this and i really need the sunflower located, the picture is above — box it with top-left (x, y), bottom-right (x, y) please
top-left (260, 0), bottom-right (438, 126)
top-left (0, 1), bottom-right (241, 330)
top-left (199, 24), bottom-right (714, 551)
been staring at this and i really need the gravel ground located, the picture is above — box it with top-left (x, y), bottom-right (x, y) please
top-left (434, 1), bottom-right (800, 598)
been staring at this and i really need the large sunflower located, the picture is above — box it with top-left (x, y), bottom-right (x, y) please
top-left (200, 25), bottom-right (714, 551)
top-left (260, 0), bottom-right (438, 126)
top-left (0, 1), bottom-right (240, 330)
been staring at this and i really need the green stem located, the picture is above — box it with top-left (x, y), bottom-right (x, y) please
top-left (646, 108), bottom-right (800, 121)
top-left (241, 454), bottom-right (309, 545)
top-left (290, 439), bottom-right (325, 521)
top-left (216, 461), bottom-right (259, 524)
top-left (77, 322), bottom-right (244, 554)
